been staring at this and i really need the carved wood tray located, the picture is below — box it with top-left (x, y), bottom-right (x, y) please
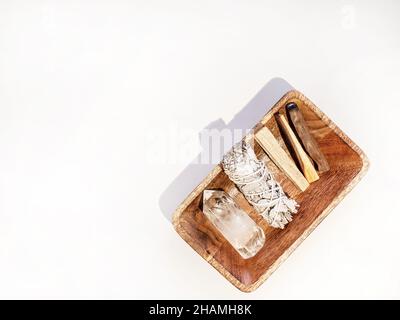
top-left (172, 90), bottom-right (369, 292)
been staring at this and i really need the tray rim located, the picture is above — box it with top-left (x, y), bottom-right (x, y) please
top-left (172, 89), bottom-right (370, 292)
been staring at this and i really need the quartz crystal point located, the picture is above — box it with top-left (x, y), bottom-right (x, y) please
top-left (222, 140), bottom-right (298, 229)
top-left (202, 190), bottom-right (265, 259)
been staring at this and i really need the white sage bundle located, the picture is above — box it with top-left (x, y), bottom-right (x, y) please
top-left (222, 140), bottom-right (298, 229)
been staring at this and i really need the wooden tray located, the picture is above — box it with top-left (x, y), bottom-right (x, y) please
top-left (172, 90), bottom-right (369, 292)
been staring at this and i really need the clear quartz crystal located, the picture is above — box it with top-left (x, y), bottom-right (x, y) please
top-left (202, 190), bottom-right (265, 259)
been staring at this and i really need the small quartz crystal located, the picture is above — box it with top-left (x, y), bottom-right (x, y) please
top-left (202, 190), bottom-right (265, 259)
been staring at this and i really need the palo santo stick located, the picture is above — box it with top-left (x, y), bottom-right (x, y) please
top-left (255, 126), bottom-right (309, 191)
top-left (287, 102), bottom-right (330, 173)
top-left (276, 113), bottom-right (319, 183)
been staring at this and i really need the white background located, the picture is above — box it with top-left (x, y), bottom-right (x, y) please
top-left (0, 0), bottom-right (399, 299)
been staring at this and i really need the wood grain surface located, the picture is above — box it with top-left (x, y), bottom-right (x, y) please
top-left (275, 112), bottom-right (319, 183)
top-left (255, 126), bottom-right (310, 191)
top-left (287, 100), bottom-right (330, 173)
top-left (172, 90), bottom-right (369, 292)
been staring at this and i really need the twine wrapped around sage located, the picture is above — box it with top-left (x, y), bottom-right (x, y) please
top-left (222, 140), bottom-right (298, 229)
